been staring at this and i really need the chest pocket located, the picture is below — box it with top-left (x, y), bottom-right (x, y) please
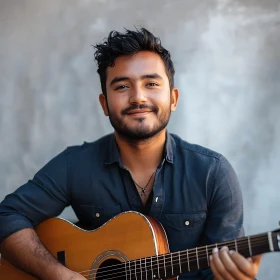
top-left (159, 212), bottom-right (207, 252)
top-left (74, 204), bottom-right (122, 229)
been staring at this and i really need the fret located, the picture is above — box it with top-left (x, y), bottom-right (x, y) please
top-left (145, 257), bottom-right (147, 280)
top-left (170, 252), bottom-right (174, 275)
top-left (139, 258), bottom-right (142, 280)
top-left (178, 251), bottom-right (182, 274)
top-left (128, 260), bottom-right (131, 280)
top-left (248, 236), bottom-right (252, 256)
top-left (187, 249), bottom-right (190, 272)
top-left (134, 260), bottom-right (137, 280)
top-left (196, 247), bottom-right (199, 269)
top-left (156, 254), bottom-right (160, 279)
top-left (206, 245), bottom-right (209, 266)
top-left (125, 261), bottom-right (128, 280)
top-left (150, 256), bottom-right (153, 279)
top-left (235, 239), bottom-right (238, 252)
top-left (164, 253), bottom-right (166, 277)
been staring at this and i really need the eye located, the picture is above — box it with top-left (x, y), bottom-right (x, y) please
top-left (115, 85), bottom-right (129, 90)
top-left (147, 82), bottom-right (159, 87)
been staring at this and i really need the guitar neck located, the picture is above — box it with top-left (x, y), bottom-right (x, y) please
top-left (127, 230), bottom-right (280, 279)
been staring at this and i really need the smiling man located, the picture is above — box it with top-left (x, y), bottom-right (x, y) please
top-left (0, 28), bottom-right (261, 280)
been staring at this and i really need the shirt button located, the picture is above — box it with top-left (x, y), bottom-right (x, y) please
top-left (185, 220), bottom-right (190, 226)
top-left (95, 213), bottom-right (100, 217)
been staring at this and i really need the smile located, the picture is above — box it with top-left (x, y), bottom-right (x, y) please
top-left (126, 110), bottom-right (152, 117)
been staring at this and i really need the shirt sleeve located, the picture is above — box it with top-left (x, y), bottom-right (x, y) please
top-left (201, 155), bottom-right (245, 245)
top-left (195, 156), bottom-right (244, 280)
top-left (0, 149), bottom-right (70, 244)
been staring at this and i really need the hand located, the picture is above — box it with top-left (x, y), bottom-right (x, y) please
top-left (67, 272), bottom-right (87, 280)
top-left (210, 246), bottom-right (262, 280)
top-left (68, 272), bottom-right (87, 280)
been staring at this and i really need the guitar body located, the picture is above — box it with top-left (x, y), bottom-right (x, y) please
top-left (0, 212), bottom-right (175, 279)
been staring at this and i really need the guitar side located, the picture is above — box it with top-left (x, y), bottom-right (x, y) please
top-left (0, 212), bottom-right (172, 279)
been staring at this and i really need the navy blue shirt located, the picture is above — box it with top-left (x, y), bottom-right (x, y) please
top-left (0, 132), bottom-right (244, 279)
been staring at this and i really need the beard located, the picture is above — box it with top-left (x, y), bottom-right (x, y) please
top-left (107, 103), bottom-right (171, 141)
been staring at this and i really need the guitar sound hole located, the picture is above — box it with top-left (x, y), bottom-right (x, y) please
top-left (96, 258), bottom-right (125, 280)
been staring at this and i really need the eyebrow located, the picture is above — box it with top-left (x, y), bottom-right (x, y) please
top-left (109, 73), bottom-right (163, 87)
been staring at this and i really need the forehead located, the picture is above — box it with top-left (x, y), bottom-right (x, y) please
top-left (106, 51), bottom-right (168, 81)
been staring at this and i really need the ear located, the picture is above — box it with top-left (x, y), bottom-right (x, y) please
top-left (170, 87), bottom-right (179, 112)
top-left (99, 93), bottom-right (109, 116)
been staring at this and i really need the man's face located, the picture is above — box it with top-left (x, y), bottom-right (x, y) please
top-left (99, 51), bottom-right (178, 140)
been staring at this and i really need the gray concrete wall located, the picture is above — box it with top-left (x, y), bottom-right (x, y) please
top-left (0, 0), bottom-right (279, 278)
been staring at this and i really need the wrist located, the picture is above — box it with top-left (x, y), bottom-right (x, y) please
top-left (41, 265), bottom-right (75, 280)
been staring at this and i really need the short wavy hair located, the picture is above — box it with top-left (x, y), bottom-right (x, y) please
top-left (94, 28), bottom-right (175, 95)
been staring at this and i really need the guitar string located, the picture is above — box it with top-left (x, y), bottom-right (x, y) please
top-left (80, 238), bottom-right (269, 279)
top-left (78, 235), bottom-right (269, 277)
top-left (78, 234), bottom-right (269, 275)
top-left (77, 234), bottom-right (268, 274)
top-left (81, 242), bottom-right (268, 280)
top-left (82, 245), bottom-right (267, 280)
top-left (80, 238), bottom-right (270, 280)
top-left (78, 236), bottom-right (269, 278)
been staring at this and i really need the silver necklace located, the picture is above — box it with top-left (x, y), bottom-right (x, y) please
top-left (132, 171), bottom-right (156, 196)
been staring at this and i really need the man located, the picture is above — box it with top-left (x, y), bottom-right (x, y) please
top-left (0, 28), bottom-right (261, 280)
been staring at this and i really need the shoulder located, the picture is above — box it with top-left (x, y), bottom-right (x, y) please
top-left (37, 134), bottom-right (113, 171)
top-left (63, 134), bottom-right (113, 158)
top-left (170, 133), bottom-right (235, 180)
top-left (66, 134), bottom-right (112, 152)
top-left (170, 133), bottom-right (223, 161)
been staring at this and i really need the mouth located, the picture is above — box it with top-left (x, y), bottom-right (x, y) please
top-left (126, 110), bottom-right (152, 117)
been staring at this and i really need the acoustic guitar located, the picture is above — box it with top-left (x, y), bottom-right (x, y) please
top-left (0, 211), bottom-right (279, 279)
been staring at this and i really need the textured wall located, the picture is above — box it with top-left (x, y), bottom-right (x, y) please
top-left (0, 0), bottom-right (280, 278)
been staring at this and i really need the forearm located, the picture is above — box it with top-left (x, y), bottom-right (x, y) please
top-left (0, 228), bottom-right (74, 280)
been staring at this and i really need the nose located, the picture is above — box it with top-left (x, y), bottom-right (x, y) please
top-left (129, 85), bottom-right (147, 104)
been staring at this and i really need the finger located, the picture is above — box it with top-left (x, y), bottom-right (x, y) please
top-left (210, 253), bottom-right (223, 280)
top-left (210, 247), bottom-right (235, 280)
top-left (219, 247), bottom-right (250, 280)
top-left (229, 250), bottom-right (259, 278)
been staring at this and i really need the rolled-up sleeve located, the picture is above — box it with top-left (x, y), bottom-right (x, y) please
top-left (201, 155), bottom-right (245, 245)
top-left (0, 149), bottom-right (70, 244)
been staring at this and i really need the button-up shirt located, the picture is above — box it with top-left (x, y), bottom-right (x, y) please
top-left (0, 132), bottom-right (244, 279)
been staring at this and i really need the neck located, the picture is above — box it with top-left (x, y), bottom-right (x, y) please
top-left (122, 230), bottom-right (279, 280)
top-left (114, 129), bottom-right (167, 172)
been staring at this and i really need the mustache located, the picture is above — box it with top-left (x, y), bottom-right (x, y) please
top-left (121, 104), bottom-right (158, 115)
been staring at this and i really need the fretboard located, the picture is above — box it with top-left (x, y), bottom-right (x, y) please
top-left (125, 230), bottom-right (280, 280)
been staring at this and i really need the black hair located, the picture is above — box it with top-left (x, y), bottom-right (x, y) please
top-left (94, 28), bottom-right (175, 95)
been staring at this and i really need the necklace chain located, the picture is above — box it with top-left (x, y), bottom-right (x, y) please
top-left (132, 170), bottom-right (156, 196)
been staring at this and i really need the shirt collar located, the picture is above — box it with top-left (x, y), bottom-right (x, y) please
top-left (104, 134), bottom-right (121, 165)
top-left (104, 131), bottom-right (174, 165)
top-left (165, 131), bottom-right (174, 164)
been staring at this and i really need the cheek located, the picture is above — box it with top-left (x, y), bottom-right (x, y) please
top-left (152, 93), bottom-right (171, 107)
top-left (107, 95), bottom-right (126, 113)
